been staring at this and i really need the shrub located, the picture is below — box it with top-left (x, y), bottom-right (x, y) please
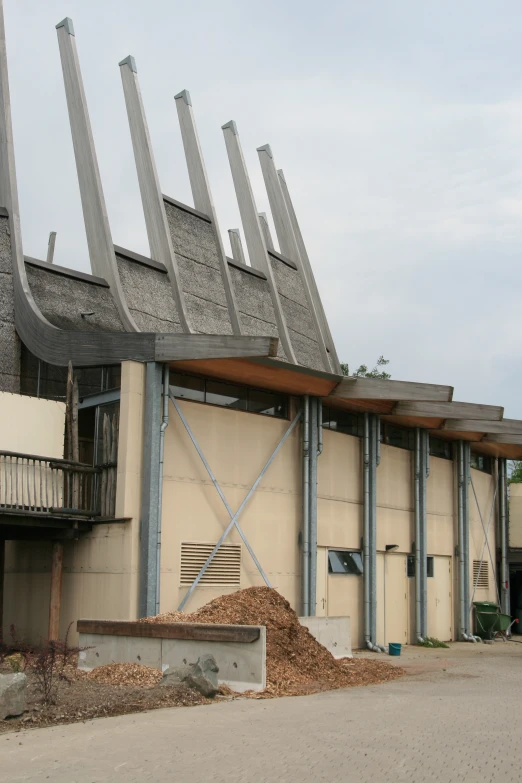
top-left (418, 637), bottom-right (449, 649)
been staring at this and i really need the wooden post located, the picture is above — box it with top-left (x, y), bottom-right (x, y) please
top-left (46, 231), bottom-right (57, 264)
top-left (72, 376), bottom-right (79, 509)
top-left (0, 539), bottom-right (5, 643)
top-left (48, 541), bottom-right (64, 641)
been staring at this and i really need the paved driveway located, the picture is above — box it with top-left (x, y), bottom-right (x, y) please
top-left (1, 642), bottom-right (521, 782)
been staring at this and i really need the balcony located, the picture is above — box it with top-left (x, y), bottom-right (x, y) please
top-left (0, 450), bottom-right (122, 539)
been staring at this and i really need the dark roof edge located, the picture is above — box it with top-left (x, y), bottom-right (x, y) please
top-left (226, 256), bottom-right (267, 281)
top-left (24, 256), bottom-right (110, 288)
top-left (0, 206), bottom-right (9, 218)
top-left (268, 248), bottom-right (298, 271)
top-left (162, 194), bottom-right (212, 223)
top-left (114, 244), bottom-right (168, 273)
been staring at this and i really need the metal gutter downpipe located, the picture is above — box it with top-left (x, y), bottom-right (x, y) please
top-left (155, 364), bottom-right (170, 616)
top-left (420, 430), bottom-right (429, 638)
top-left (459, 441), bottom-right (478, 642)
top-left (309, 398), bottom-right (319, 614)
top-left (414, 429), bottom-right (424, 643)
top-left (302, 396), bottom-right (310, 616)
top-left (500, 458), bottom-right (510, 617)
top-left (363, 413), bottom-right (373, 649)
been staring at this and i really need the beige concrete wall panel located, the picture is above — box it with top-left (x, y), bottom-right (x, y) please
top-left (0, 392), bottom-right (65, 456)
top-left (379, 553), bottom-right (408, 646)
top-left (59, 572), bottom-right (137, 643)
top-left (427, 457), bottom-right (454, 516)
top-left (317, 498), bottom-right (362, 549)
top-left (327, 575), bottom-right (363, 650)
top-left (509, 484), bottom-right (522, 548)
top-left (377, 445), bottom-right (412, 510)
top-left (469, 469), bottom-right (497, 603)
top-left (318, 431), bottom-right (361, 503)
top-left (376, 507), bottom-right (413, 554)
top-left (3, 571), bottom-right (51, 643)
top-left (427, 514), bottom-right (454, 557)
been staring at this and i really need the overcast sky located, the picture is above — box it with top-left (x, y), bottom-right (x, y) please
top-left (5, 1), bottom-right (522, 416)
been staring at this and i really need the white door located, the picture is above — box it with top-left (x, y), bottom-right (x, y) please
top-left (383, 553), bottom-right (408, 645)
top-left (316, 547), bottom-right (328, 616)
top-left (428, 556), bottom-right (452, 641)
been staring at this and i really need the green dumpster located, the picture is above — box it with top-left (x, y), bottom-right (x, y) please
top-left (473, 602), bottom-right (500, 639)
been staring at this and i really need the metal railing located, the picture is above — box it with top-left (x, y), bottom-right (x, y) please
top-left (0, 451), bottom-right (108, 517)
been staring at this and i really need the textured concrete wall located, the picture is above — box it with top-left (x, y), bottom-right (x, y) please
top-left (116, 255), bottom-right (181, 333)
top-left (270, 256), bottom-right (323, 370)
top-left (164, 200), bottom-right (232, 334)
top-left (0, 216), bottom-right (20, 392)
top-left (229, 266), bottom-right (286, 361)
top-left (26, 265), bottom-right (124, 333)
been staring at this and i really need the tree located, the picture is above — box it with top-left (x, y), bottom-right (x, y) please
top-left (340, 356), bottom-right (391, 380)
top-left (509, 461), bottom-right (522, 484)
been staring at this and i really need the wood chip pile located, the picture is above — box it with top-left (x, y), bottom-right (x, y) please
top-left (143, 587), bottom-right (404, 696)
top-left (86, 663), bottom-right (163, 687)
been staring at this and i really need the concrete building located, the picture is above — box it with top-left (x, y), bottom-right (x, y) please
top-left (0, 9), bottom-right (519, 650)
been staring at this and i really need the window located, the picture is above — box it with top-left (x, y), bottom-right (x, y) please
top-left (430, 437), bottom-right (452, 460)
top-left (322, 406), bottom-right (363, 437)
top-left (180, 542), bottom-right (241, 586)
top-left (170, 373), bottom-right (205, 402)
top-left (170, 373), bottom-right (288, 419)
top-left (328, 550), bottom-right (363, 575)
top-left (473, 560), bottom-right (489, 589)
top-left (21, 345), bottom-right (121, 401)
top-left (384, 424), bottom-right (414, 450)
top-left (470, 452), bottom-right (493, 474)
top-left (407, 556), bottom-right (434, 577)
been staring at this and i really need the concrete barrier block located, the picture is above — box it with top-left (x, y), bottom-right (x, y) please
top-left (161, 628), bottom-right (266, 693)
top-left (79, 634), bottom-right (162, 670)
top-left (299, 616), bottom-right (352, 658)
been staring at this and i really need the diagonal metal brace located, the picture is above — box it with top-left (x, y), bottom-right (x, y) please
top-left (469, 472), bottom-right (500, 608)
top-left (169, 389), bottom-right (302, 610)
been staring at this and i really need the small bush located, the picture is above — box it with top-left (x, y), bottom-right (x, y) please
top-left (30, 622), bottom-right (90, 705)
top-left (418, 637), bottom-right (449, 649)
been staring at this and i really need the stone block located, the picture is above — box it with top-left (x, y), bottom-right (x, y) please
top-left (0, 673), bottom-right (27, 720)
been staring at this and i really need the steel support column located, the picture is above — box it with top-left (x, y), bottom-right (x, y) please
top-left (139, 362), bottom-right (162, 618)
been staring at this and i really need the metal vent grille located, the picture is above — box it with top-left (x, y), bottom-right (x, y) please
top-left (473, 560), bottom-right (489, 589)
top-left (180, 542), bottom-right (241, 586)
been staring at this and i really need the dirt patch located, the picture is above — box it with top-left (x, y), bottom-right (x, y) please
top-left (143, 586), bottom-right (404, 696)
top-left (0, 666), bottom-right (209, 734)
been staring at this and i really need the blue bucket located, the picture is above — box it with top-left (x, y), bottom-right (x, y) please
top-left (389, 643), bottom-right (402, 656)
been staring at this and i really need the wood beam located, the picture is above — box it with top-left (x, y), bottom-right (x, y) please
top-left (393, 400), bottom-right (502, 419)
top-left (222, 121), bottom-right (297, 363)
top-left (174, 89), bottom-right (241, 335)
top-left (56, 19), bottom-right (137, 332)
top-left (118, 57), bottom-right (192, 332)
top-left (0, 539), bottom-right (4, 642)
top-left (48, 541), bottom-right (64, 641)
top-left (154, 334), bottom-right (278, 362)
top-left (483, 433), bottom-right (522, 445)
top-left (77, 619), bottom-right (260, 644)
top-left (329, 377), bottom-right (453, 403)
top-left (443, 418), bottom-right (522, 434)
top-left (257, 145), bottom-right (331, 372)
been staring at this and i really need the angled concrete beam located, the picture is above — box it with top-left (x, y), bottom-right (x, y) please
top-left (258, 145), bottom-right (330, 371)
top-left (393, 400), bottom-right (502, 420)
top-left (119, 57), bottom-right (191, 332)
top-left (443, 418), bottom-right (522, 434)
top-left (258, 212), bottom-right (274, 251)
top-left (222, 121), bottom-right (296, 363)
top-left (277, 168), bottom-right (341, 374)
top-left (56, 19), bottom-right (137, 332)
top-left (329, 377), bottom-right (453, 403)
top-left (46, 231), bottom-right (57, 264)
top-left (174, 89), bottom-right (241, 335)
top-left (228, 228), bottom-right (246, 265)
top-left (483, 433), bottom-right (522, 445)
